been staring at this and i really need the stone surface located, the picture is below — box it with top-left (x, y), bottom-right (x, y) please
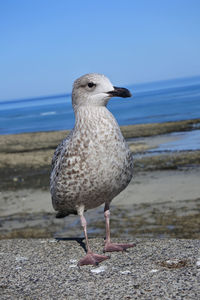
top-left (0, 238), bottom-right (199, 299)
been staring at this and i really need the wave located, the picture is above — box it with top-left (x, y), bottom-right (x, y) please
top-left (40, 111), bottom-right (57, 116)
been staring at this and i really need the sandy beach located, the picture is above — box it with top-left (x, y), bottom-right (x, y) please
top-left (0, 119), bottom-right (200, 240)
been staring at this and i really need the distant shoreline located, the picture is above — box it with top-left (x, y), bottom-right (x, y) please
top-left (0, 118), bottom-right (200, 190)
top-left (1, 117), bottom-right (200, 138)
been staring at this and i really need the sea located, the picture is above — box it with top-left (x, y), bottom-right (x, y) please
top-left (0, 75), bottom-right (200, 136)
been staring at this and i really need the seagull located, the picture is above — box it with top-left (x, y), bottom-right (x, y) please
top-left (50, 73), bottom-right (134, 266)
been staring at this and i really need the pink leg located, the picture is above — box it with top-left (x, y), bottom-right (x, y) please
top-left (77, 212), bottom-right (109, 266)
top-left (103, 204), bottom-right (135, 253)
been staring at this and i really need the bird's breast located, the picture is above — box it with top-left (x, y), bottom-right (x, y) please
top-left (51, 107), bottom-right (133, 211)
top-left (71, 107), bottom-right (134, 190)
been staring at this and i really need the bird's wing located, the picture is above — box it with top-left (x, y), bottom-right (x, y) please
top-left (50, 131), bottom-right (72, 205)
top-left (51, 139), bottom-right (65, 172)
top-left (50, 130), bottom-right (78, 215)
top-left (51, 131), bottom-right (73, 172)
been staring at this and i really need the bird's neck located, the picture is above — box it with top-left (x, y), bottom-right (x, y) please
top-left (74, 106), bottom-right (119, 132)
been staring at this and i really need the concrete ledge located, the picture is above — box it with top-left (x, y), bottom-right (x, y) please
top-left (0, 238), bottom-right (199, 299)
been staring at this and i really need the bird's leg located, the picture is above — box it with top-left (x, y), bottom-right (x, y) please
top-left (103, 203), bottom-right (135, 252)
top-left (77, 210), bottom-right (109, 266)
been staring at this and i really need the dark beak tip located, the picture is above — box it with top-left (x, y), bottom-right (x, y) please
top-left (122, 88), bottom-right (132, 98)
top-left (126, 91), bottom-right (132, 98)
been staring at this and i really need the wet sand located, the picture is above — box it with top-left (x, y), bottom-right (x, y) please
top-left (0, 119), bottom-right (200, 240)
top-left (0, 168), bottom-right (199, 240)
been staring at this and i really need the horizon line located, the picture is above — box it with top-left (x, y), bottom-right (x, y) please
top-left (1, 74), bottom-right (200, 104)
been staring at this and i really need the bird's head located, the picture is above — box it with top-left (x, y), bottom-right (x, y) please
top-left (72, 73), bottom-right (132, 108)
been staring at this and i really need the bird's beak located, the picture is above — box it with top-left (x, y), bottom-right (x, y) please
top-left (107, 86), bottom-right (132, 98)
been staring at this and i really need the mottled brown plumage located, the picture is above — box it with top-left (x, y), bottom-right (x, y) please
top-left (50, 73), bottom-right (134, 266)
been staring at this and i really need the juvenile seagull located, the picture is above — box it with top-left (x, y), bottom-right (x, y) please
top-left (50, 73), bottom-right (134, 266)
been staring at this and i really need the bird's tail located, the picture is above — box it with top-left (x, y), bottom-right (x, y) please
top-left (56, 210), bottom-right (77, 218)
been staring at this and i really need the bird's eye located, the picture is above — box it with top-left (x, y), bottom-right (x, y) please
top-left (88, 82), bottom-right (95, 88)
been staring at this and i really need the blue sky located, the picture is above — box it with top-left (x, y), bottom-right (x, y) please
top-left (1, 0), bottom-right (200, 100)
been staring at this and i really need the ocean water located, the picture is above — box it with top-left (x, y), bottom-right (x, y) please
top-left (147, 129), bottom-right (200, 154)
top-left (0, 76), bottom-right (200, 135)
